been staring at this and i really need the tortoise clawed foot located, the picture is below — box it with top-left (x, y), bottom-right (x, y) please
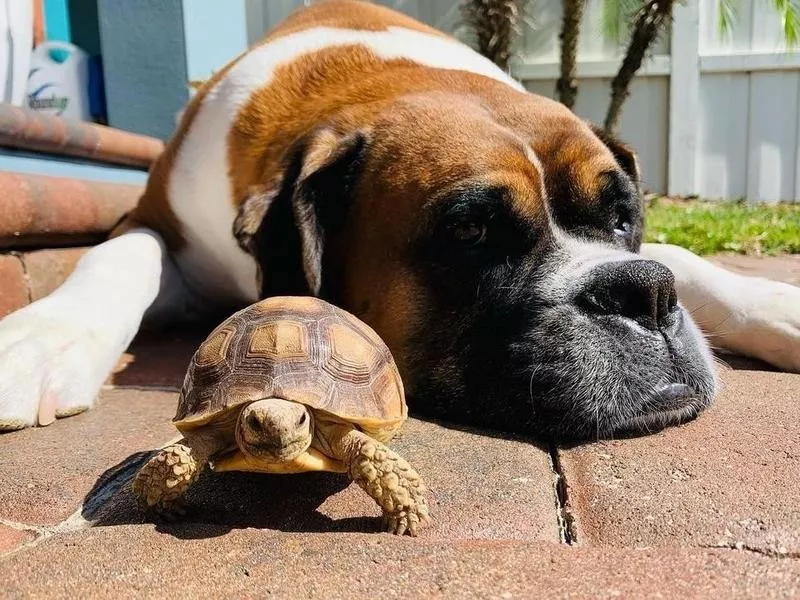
top-left (132, 443), bottom-right (203, 518)
top-left (382, 505), bottom-right (430, 537)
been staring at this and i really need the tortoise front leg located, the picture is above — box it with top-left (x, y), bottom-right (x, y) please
top-left (329, 427), bottom-right (430, 536)
top-left (132, 443), bottom-right (205, 518)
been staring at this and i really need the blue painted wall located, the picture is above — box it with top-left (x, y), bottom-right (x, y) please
top-left (182, 0), bottom-right (248, 83)
top-left (0, 150), bottom-right (148, 184)
top-left (96, 0), bottom-right (189, 140)
top-left (94, 0), bottom-right (249, 141)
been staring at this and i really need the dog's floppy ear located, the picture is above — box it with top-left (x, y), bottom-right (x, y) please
top-left (233, 184), bottom-right (280, 257)
top-left (233, 127), bottom-right (369, 297)
top-left (589, 125), bottom-right (640, 185)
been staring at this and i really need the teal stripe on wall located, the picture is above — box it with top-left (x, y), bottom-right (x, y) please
top-left (43, 0), bottom-right (71, 41)
top-left (0, 150), bottom-right (149, 184)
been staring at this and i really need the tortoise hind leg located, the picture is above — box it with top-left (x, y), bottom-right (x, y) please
top-left (132, 443), bottom-right (205, 519)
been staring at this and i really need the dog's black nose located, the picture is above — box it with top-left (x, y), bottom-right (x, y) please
top-left (578, 259), bottom-right (678, 330)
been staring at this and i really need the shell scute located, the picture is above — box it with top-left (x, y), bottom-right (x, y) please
top-left (248, 320), bottom-right (308, 360)
top-left (323, 322), bottom-right (381, 386)
top-left (195, 326), bottom-right (234, 367)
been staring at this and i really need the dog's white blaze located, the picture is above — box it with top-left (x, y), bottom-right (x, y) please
top-left (169, 26), bottom-right (525, 303)
top-left (551, 225), bottom-right (638, 279)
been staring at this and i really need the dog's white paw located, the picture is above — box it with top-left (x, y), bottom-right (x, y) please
top-left (0, 304), bottom-right (122, 431)
top-left (721, 277), bottom-right (800, 373)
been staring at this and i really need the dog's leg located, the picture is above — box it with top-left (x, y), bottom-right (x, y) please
top-left (641, 243), bottom-right (800, 372)
top-left (0, 228), bottom-right (193, 430)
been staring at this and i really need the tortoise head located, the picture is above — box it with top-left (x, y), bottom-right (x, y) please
top-left (235, 398), bottom-right (314, 462)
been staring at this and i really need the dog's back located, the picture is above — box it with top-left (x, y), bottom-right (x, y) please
top-left (126, 0), bottom-right (522, 307)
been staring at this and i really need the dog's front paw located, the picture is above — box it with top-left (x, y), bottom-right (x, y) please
top-left (724, 277), bottom-right (800, 373)
top-left (0, 305), bottom-right (121, 431)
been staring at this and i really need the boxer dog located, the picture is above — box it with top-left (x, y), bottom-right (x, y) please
top-left (0, 0), bottom-right (798, 440)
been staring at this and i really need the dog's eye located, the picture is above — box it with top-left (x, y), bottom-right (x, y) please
top-left (613, 213), bottom-right (632, 239)
top-left (449, 221), bottom-right (487, 246)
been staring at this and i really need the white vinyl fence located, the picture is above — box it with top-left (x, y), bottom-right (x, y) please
top-left (246, 0), bottom-right (800, 202)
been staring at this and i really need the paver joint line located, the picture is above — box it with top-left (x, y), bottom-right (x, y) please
top-left (11, 252), bottom-right (33, 304)
top-left (1, 507), bottom-right (90, 560)
top-left (0, 518), bottom-right (42, 535)
top-left (549, 445), bottom-right (577, 545)
top-left (701, 543), bottom-right (800, 560)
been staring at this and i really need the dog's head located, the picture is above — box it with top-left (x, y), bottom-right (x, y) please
top-left (234, 86), bottom-right (716, 441)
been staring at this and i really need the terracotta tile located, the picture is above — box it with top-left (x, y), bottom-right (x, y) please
top-left (0, 524), bottom-right (35, 555)
top-left (22, 247), bottom-right (87, 301)
top-left (0, 254), bottom-right (28, 318)
top-left (0, 388), bottom-right (178, 526)
top-left (0, 102), bottom-right (163, 168)
top-left (94, 418), bottom-right (559, 542)
top-left (0, 172), bottom-right (140, 248)
top-left (5, 527), bottom-right (800, 599)
top-left (559, 368), bottom-right (800, 554)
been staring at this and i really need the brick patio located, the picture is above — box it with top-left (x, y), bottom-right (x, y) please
top-left (1, 247), bottom-right (799, 598)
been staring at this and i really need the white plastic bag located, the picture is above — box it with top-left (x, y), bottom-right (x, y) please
top-left (0, 0), bottom-right (34, 106)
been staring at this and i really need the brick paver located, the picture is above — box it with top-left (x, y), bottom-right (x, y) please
top-left (23, 247), bottom-right (88, 301)
top-left (0, 389), bottom-right (177, 526)
top-left (4, 529), bottom-right (799, 599)
top-left (559, 368), bottom-right (800, 554)
top-left (0, 172), bottom-right (139, 248)
top-left (711, 254), bottom-right (800, 286)
top-left (0, 525), bottom-right (35, 556)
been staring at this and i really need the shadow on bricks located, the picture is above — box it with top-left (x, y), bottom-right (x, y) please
top-left (76, 414), bottom-right (562, 542)
top-left (81, 450), bottom-right (376, 538)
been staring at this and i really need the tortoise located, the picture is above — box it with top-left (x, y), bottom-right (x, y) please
top-left (132, 296), bottom-right (430, 536)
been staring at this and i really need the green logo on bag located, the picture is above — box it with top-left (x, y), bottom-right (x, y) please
top-left (28, 81), bottom-right (69, 115)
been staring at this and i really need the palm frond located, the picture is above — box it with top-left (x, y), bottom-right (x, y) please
top-left (602, 0), bottom-right (622, 42)
top-left (772, 0), bottom-right (800, 47)
top-left (717, 0), bottom-right (799, 46)
top-left (717, 0), bottom-right (737, 38)
top-left (602, 0), bottom-right (653, 45)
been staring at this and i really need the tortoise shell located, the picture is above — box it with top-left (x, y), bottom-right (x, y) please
top-left (174, 296), bottom-right (406, 446)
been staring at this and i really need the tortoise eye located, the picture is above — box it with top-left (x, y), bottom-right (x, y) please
top-left (449, 220), bottom-right (487, 247)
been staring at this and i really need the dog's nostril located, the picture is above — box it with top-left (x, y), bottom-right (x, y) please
top-left (579, 260), bottom-right (678, 330)
top-left (620, 288), bottom-right (659, 325)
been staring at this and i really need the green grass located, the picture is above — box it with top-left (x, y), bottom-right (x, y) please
top-left (644, 197), bottom-right (800, 256)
